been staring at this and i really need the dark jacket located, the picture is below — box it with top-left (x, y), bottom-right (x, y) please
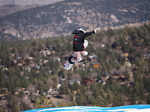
top-left (72, 29), bottom-right (95, 51)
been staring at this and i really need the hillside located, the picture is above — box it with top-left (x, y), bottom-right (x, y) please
top-left (0, 0), bottom-right (150, 40)
top-left (0, 0), bottom-right (63, 6)
top-left (0, 0), bottom-right (63, 17)
top-left (0, 5), bottom-right (39, 17)
top-left (0, 23), bottom-right (150, 112)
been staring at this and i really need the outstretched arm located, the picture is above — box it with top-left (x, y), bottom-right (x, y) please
top-left (83, 31), bottom-right (95, 37)
top-left (83, 28), bottom-right (100, 37)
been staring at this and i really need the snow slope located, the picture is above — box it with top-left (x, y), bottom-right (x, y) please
top-left (23, 105), bottom-right (150, 112)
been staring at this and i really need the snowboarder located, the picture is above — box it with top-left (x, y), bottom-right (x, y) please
top-left (64, 28), bottom-right (100, 70)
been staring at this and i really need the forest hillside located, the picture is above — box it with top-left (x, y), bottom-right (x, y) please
top-left (0, 23), bottom-right (150, 112)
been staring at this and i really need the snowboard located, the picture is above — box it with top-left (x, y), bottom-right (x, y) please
top-left (63, 60), bottom-right (73, 70)
top-left (63, 40), bottom-right (88, 70)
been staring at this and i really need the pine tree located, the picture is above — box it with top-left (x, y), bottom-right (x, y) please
top-left (88, 96), bottom-right (96, 105)
top-left (12, 105), bottom-right (20, 112)
top-left (59, 82), bottom-right (69, 95)
top-left (76, 90), bottom-right (87, 106)
top-left (0, 108), bottom-right (6, 112)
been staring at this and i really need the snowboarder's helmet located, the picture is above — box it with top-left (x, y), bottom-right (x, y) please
top-left (78, 28), bottom-right (85, 33)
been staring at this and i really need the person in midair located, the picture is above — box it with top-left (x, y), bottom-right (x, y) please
top-left (64, 28), bottom-right (100, 70)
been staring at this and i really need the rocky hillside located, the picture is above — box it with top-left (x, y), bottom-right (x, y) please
top-left (0, 0), bottom-right (63, 6)
top-left (0, 5), bottom-right (37, 17)
top-left (0, 0), bottom-right (150, 40)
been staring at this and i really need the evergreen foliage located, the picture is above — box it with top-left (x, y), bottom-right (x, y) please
top-left (0, 23), bottom-right (150, 111)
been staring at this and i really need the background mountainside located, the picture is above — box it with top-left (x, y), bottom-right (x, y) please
top-left (0, 0), bottom-right (63, 6)
top-left (0, 0), bottom-right (150, 40)
top-left (0, 0), bottom-right (63, 17)
top-left (0, 5), bottom-right (37, 18)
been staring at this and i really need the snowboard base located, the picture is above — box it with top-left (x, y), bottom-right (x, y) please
top-left (63, 60), bottom-right (73, 70)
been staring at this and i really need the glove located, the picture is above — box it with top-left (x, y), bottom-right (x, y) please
top-left (94, 28), bottom-right (100, 33)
